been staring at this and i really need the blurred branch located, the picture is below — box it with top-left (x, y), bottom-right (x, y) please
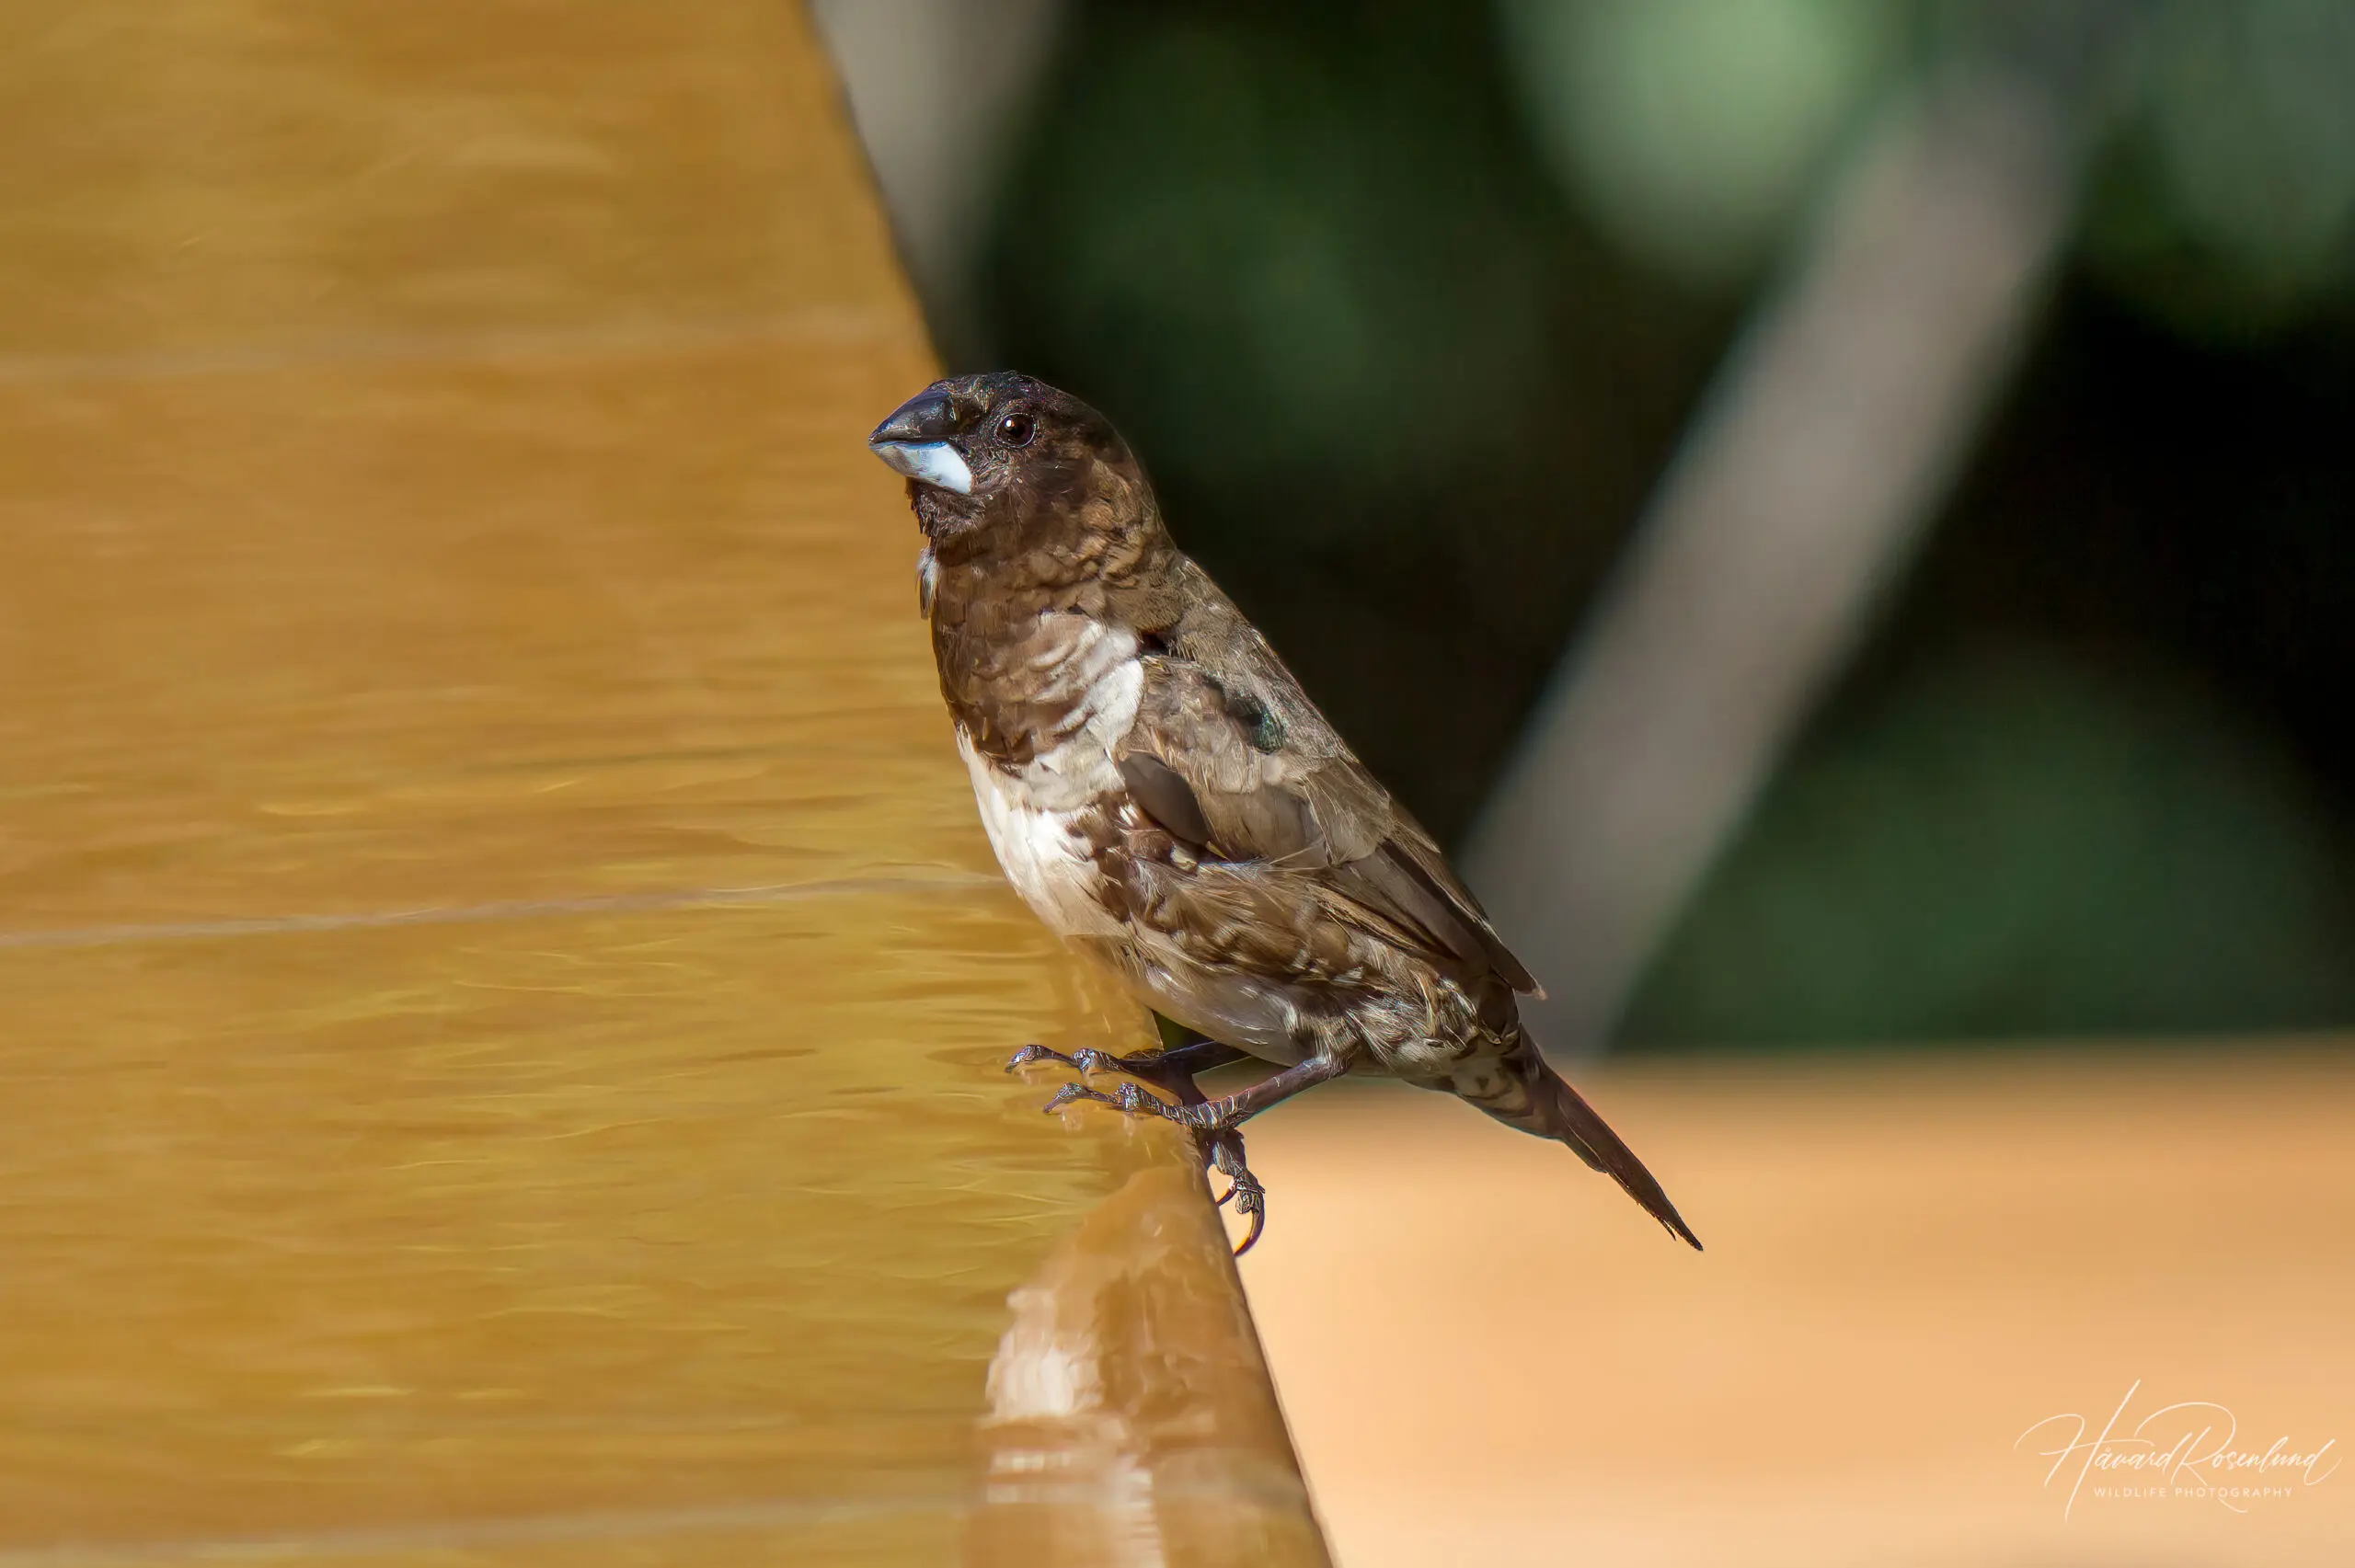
top-left (811, 0), bottom-right (1065, 364)
top-left (1467, 54), bottom-right (2109, 1054)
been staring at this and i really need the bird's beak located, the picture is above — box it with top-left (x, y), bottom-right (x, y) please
top-left (867, 390), bottom-right (973, 495)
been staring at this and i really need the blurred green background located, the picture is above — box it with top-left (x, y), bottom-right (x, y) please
top-left (822, 0), bottom-right (2355, 1049)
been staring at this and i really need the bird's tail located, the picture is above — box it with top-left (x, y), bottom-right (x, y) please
top-left (1467, 1037), bottom-right (1703, 1251)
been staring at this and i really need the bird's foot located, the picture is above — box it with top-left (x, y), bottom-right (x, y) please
top-left (1038, 1084), bottom-right (1268, 1253)
top-left (1017, 1042), bottom-right (1269, 1254)
top-left (998, 1036), bottom-right (1134, 1073)
top-left (1039, 1079), bottom-right (1178, 1119)
top-left (1005, 1041), bottom-right (1176, 1082)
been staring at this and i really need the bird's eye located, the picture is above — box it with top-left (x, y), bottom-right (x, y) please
top-left (995, 412), bottom-right (1035, 447)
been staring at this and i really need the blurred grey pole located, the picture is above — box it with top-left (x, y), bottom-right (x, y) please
top-left (1465, 54), bottom-right (2108, 1054)
top-left (810, 0), bottom-right (1066, 362)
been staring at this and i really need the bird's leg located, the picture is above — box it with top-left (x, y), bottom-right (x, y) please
top-left (1004, 1035), bottom-right (1246, 1091)
top-left (1041, 1051), bottom-right (1347, 1135)
top-left (1190, 1052), bottom-right (1350, 1132)
top-left (1098, 1037), bottom-right (1252, 1095)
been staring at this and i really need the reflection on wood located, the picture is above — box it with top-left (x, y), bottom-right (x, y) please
top-left (971, 1165), bottom-right (1330, 1568)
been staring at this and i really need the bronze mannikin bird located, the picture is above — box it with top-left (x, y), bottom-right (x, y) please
top-left (869, 372), bottom-right (1700, 1255)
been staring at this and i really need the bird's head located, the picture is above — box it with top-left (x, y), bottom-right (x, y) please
top-left (867, 372), bottom-right (1159, 570)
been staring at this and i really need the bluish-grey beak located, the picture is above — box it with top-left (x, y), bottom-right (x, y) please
top-left (867, 390), bottom-right (973, 495)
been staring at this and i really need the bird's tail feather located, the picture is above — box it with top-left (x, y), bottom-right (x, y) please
top-left (1465, 1039), bottom-right (1703, 1251)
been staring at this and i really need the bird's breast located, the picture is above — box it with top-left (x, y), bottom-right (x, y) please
top-left (953, 618), bottom-right (1143, 942)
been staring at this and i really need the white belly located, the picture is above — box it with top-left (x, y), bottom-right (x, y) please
top-left (960, 730), bottom-right (1126, 941)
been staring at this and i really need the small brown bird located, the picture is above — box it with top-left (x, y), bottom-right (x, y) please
top-left (868, 372), bottom-right (1699, 1254)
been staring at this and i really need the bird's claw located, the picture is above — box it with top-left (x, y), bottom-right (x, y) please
top-left (1223, 1167), bottom-right (1267, 1254)
top-left (1230, 1201), bottom-right (1265, 1253)
top-left (1005, 1042), bottom-right (1081, 1075)
top-left (1202, 1129), bottom-right (1267, 1254)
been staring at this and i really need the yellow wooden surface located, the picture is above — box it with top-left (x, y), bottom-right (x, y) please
top-left (0, 6), bottom-right (1326, 1563)
top-left (1244, 1048), bottom-right (2354, 1567)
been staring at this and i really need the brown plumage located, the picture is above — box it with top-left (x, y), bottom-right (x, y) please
top-left (869, 372), bottom-right (1699, 1253)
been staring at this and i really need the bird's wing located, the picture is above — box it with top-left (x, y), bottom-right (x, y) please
top-left (1112, 597), bottom-right (1539, 997)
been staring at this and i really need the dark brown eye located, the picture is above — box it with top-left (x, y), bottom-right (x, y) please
top-left (995, 412), bottom-right (1035, 447)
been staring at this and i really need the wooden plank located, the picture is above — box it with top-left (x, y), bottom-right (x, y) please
top-left (0, 6), bottom-right (1327, 1562)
